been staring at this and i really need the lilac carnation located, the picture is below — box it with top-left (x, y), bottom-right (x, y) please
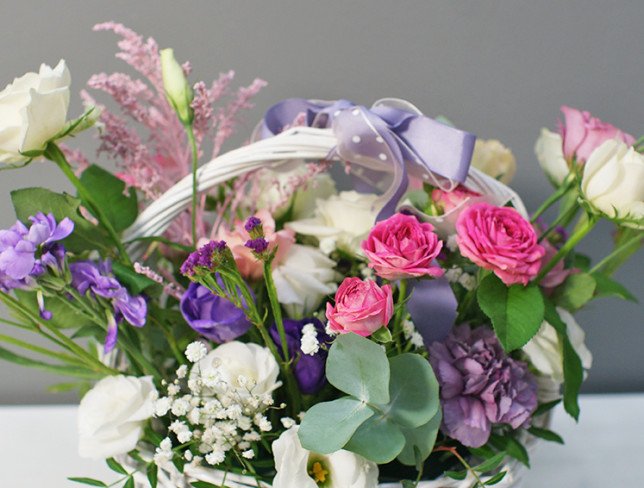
top-left (180, 281), bottom-right (252, 343)
top-left (429, 325), bottom-right (538, 448)
top-left (0, 213), bottom-right (73, 291)
top-left (70, 260), bottom-right (147, 353)
top-left (269, 318), bottom-right (332, 394)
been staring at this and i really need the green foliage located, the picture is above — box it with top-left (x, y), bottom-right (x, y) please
top-left (591, 272), bottom-right (637, 302)
top-left (112, 262), bottom-right (158, 295)
top-left (106, 457), bottom-right (128, 475)
top-left (79, 164), bottom-right (139, 233)
top-left (0, 345), bottom-right (101, 379)
top-left (544, 301), bottom-right (583, 420)
top-left (147, 463), bottom-right (158, 488)
top-left (191, 482), bottom-right (222, 488)
top-left (533, 399), bottom-right (561, 417)
top-left (528, 426), bottom-right (564, 444)
top-left (371, 326), bottom-right (393, 343)
top-left (123, 477), bottom-right (135, 488)
top-left (299, 334), bottom-right (441, 465)
top-left (68, 478), bottom-right (107, 487)
top-left (11, 187), bottom-right (110, 253)
top-left (484, 470), bottom-right (508, 485)
top-left (489, 434), bottom-right (529, 467)
top-left (477, 274), bottom-right (544, 351)
top-left (13, 289), bottom-right (94, 331)
top-left (551, 273), bottom-right (596, 311)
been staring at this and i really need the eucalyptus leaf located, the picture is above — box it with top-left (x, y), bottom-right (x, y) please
top-left (326, 334), bottom-right (390, 403)
top-left (396, 409), bottom-right (442, 466)
top-left (477, 274), bottom-right (544, 351)
top-left (344, 415), bottom-right (406, 463)
top-left (298, 397), bottom-right (374, 454)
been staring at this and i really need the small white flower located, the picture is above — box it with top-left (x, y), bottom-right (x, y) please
top-left (254, 414), bottom-right (272, 432)
top-left (155, 397), bottom-right (172, 417)
top-left (242, 449), bottom-right (255, 459)
top-left (457, 272), bottom-right (477, 291)
top-left (300, 323), bottom-right (320, 356)
top-left (184, 450), bottom-right (193, 461)
top-left (411, 332), bottom-right (425, 349)
top-left (187, 407), bottom-right (201, 425)
top-left (244, 431), bottom-right (261, 442)
top-left (280, 417), bottom-right (296, 429)
top-left (171, 398), bottom-right (190, 417)
top-left (360, 265), bottom-right (376, 280)
top-left (167, 384), bottom-right (181, 396)
top-left (185, 342), bottom-right (208, 363)
top-left (205, 450), bottom-right (226, 466)
top-left (446, 235), bottom-right (459, 252)
top-left (177, 430), bottom-right (193, 443)
top-left (160, 437), bottom-right (173, 452)
top-left (444, 267), bottom-right (463, 283)
top-left (176, 365), bottom-right (188, 379)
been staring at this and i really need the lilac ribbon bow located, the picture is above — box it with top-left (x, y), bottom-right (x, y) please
top-left (260, 98), bottom-right (476, 219)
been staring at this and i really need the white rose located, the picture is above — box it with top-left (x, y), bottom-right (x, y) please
top-left (287, 191), bottom-right (379, 254)
top-left (523, 307), bottom-right (592, 384)
top-left (581, 139), bottom-right (644, 228)
top-left (272, 427), bottom-right (378, 488)
top-left (272, 244), bottom-right (339, 317)
top-left (470, 138), bottom-right (517, 185)
top-left (77, 375), bottom-right (157, 459)
top-left (534, 128), bottom-right (569, 186)
top-left (0, 60), bottom-right (71, 163)
top-left (193, 342), bottom-right (281, 398)
top-left (254, 162), bottom-right (337, 220)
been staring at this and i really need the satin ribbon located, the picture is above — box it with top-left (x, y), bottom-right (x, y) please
top-left (259, 98), bottom-right (476, 220)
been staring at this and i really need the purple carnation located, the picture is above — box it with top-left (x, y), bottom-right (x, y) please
top-left (269, 318), bottom-right (332, 394)
top-left (0, 213), bottom-right (73, 291)
top-left (429, 325), bottom-right (538, 448)
top-left (70, 260), bottom-right (147, 353)
top-left (180, 281), bottom-right (252, 343)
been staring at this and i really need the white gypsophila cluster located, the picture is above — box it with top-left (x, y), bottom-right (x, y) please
top-left (152, 353), bottom-right (280, 471)
top-left (444, 266), bottom-right (476, 291)
top-left (444, 266), bottom-right (463, 283)
top-left (446, 235), bottom-right (459, 252)
top-left (401, 319), bottom-right (425, 349)
top-left (360, 264), bottom-right (376, 281)
top-left (185, 341), bottom-right (208, 363)
top-left (300, 323), bottom-right (320, 356)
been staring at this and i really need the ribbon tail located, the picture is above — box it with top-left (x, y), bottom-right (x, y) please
top-left (407, 278), bottom-right (458, 346)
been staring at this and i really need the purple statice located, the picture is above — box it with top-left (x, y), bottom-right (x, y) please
top-left (244, 237), bottom-right (269, 254)
top-left (269, 318), bottom-right (332, 394)
top-left (70, 260), bottom-right (147, 353)
top-left (0, 213), bottom-right (73, 292)
top-left (244, 216), bottom-right (262, 234)
top-left (429, 325), bottom-right (538, 448)
top-left (180, 240), bottom-right (228, 277)
top-left (180, 281), bottom-right (252, 343)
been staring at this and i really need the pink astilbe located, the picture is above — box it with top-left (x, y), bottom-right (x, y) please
top-left (71, 22), bottom-right (266, 246)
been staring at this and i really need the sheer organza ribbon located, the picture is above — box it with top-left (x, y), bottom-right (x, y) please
top-left (258, 98), bottom-right (476, 220)
top-left (259, 98), bottom-right (473, 344)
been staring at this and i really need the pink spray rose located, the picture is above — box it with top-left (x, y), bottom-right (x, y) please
top-left (456, 203), bottom-right (545, 286)
top-left (361, 213), bottom-right (444, 280)
top-left (560, 105), bottom-right (635, 163)
top-left (216, 209), bottom-right (294, 280)
top-left (326, 277), bottom-right (394, 337)
top-left (431, 186), bottom-right (481, 214)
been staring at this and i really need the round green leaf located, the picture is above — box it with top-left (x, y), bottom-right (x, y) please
top-left (397, 409), bottom-right (442, 466)
top-left (344, 415), bottom-right (405, 463)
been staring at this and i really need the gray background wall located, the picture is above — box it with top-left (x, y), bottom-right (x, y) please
top-left (0, 0), bottom-right (641, 404)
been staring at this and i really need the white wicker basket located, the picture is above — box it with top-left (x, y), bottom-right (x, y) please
top-left (124, 125), bottom-right (540, 487)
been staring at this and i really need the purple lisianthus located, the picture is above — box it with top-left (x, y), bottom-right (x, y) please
top-left (180, 281), bottom-right (252, 343)
top-left (269, 318), bottom-right (332, 395)
top-left (429, 325), bottom-right (538, 448)
top-left (0, 213), bottom-right (73, 291)
top-left (70, 260), bottom-right (147, 353)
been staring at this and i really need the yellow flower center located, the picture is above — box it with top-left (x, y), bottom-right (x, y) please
top-left (308, 461), bottom-right (329, 484)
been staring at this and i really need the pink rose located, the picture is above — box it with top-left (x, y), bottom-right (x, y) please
top-left (456, 203), bottom-right (545, 286)
top-left (431, 185), bottom-right (481, 214)
top-left (326, 277), bottom-right (394, 337)
top-left (217, 209), bottom-right (294, 280)
top-left (560, 105), bottom-right (635, 163)
top-left (361, 213), bottom-right (444, 280)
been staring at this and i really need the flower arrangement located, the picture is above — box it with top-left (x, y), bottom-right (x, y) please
top-left (0, 23), bottom-right (642, 488)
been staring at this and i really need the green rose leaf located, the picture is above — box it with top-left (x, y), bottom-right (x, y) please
top-left (382, 353), bottom-right (440, 428)
top-left (326, 334), bottom-right (390, 403)
top-left (544, 301), bottom-right (583, 420)
top-left (397, 409), bottom-right (442, 466)
top-left (343, 415), bottom-right (406, 464)
top-left (112, 262), bottom-right (157, 295)
top-left (79, 164), bottom-right (138, 233)
top-left (298, 397), bottom-right (374, 454)
top-left (477, 274), bottom-right (544, 351)
top-left (551, 273), bottom-right (596, 311)
top-left (591, 272), bottom-right (637, 302)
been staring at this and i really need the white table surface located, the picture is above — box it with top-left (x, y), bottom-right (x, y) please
top-left (1, 394), bottom-right (642, 487)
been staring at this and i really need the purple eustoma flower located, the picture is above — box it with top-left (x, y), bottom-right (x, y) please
top-left (429, 325), bottom-right (538, 448)
top-left (180, 281), bottom-right (253, 343)
top-left (269, 318), bottom-right (332, 394)
top-left (70, 260), bottom-right (147, 353)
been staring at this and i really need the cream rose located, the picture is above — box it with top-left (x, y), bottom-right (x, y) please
top-left (0, 60), bottom-right (71, 163)
top-left (77, 375), bottom-right (157, 459)
top-left (534, 128), bottom-right (569, 186)
top-left (470, 138), bottom-right (517, 184)
top-left (581, 139), bottom-right (644, 228)
top-left (523, 307), bottom-right (592, 384)
top-left (287, 191), bottom-right (379, 254)
top-left (272, 244), bottom-right (339, 317)
top-left (272, 427), bottom-right (378, 488)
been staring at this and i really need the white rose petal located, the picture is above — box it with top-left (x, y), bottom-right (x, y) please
top-left (272, 427), bottom-right (379, 488)
top-left (77, 375), bottom-right (156, 459)
top-left (471, 138), bottom-right (517, 185)
top-left (534, 128), bottom-right (570, 186)
top-left (581, 139), bottom-right (644, 228)
top-left (0, 60), bottom-right (71, 163)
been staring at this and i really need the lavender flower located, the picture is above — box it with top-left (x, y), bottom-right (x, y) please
top-left (429, 325), bottom-right (538, 448)
top-left (0, 213), bottom-right (73, 291)
top-left (180, 281), bottom-right (252, 343)
top-left (180, 240), bottom-right (227, 277)
top-left (269, 318), bottom-right (332, 394)
top-left (70, 260), bottom-right (147, 353)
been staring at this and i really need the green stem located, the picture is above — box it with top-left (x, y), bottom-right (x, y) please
top-left (151, 316), bottom-right (186, 365)
top-left (434, 446), bottom-right (486, 488)
top-left (185, 124), bottom-right (200, 248)
top-left (393, 280), bottom-right (407, 353)
top-left (536, 215), bottom-right (598, 283)
top-left (0, 333), bottom-right (86, 365)
top-left (531, 178), bottom-right (574, 223)
top-left (538, 203), bottom-right (579, 244)
top-left (44, 143), bottom-right (132, 266)
top-left (589, 232), bottom-right (644, 275)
